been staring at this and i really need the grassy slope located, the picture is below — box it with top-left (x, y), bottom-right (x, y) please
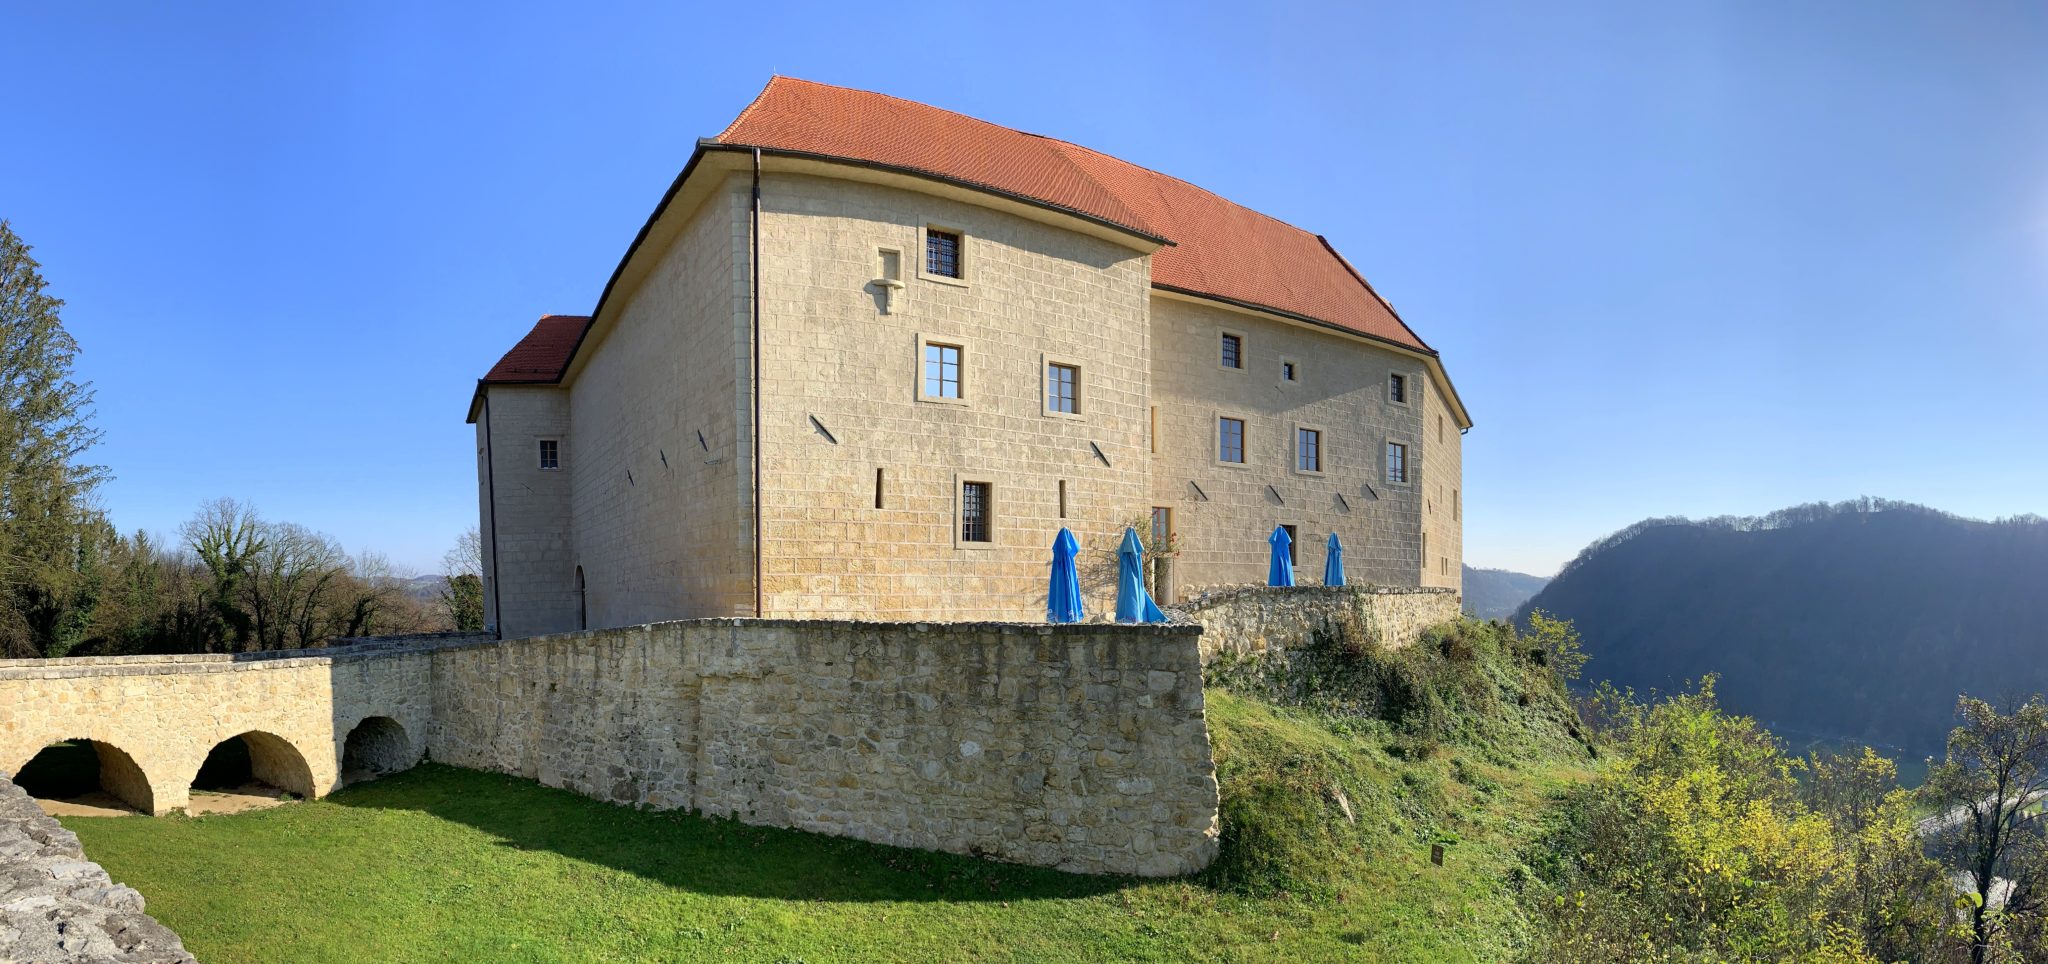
top-left (64, 628), bottom-right (1591, 963)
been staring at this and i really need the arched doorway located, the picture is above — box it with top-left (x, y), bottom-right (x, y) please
top-left (10, 739), bottom-right (154, 815)
top-left (341, 716), bottom-right (413, 784)
top-left (189, 730), bottom-right (314, 813)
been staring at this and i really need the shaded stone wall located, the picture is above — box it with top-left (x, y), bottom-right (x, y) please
top-left (1179, 585), bottom-right (1461, 664)
top-left (0, 776), bottom-right (193, 963)
top-left (428, 618), bottom-right (1220, 877)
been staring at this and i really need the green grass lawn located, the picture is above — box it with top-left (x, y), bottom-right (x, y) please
top-left (61, 693), bottom-right (1589, 963)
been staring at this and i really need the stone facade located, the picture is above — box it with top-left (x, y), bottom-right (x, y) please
top-left (1149, 295), bottom-right (1447, 597)
top-left (473, 155), bottom-right (1468, 638)
top-left (0, 776), bottom-right (193, 963)
top-left (1177, 585), bottom-right (1462, 665)
top-left (431, 618), bottom-right (1219, 877)
top-left (754, 173), bottom-right (1155, 621)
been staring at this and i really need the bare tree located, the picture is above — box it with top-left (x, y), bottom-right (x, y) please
top-left (181, 498), bottom-right (265, 651)
top-left (1926, 695), bottom-right (2048, 963)
top-left (439, 527), bottom-right (485, 632)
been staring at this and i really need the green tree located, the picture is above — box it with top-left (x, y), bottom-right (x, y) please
top-left (0, 220), bottom-right (108, 657)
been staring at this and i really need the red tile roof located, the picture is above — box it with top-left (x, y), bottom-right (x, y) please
top-left (482, 314), bottom-right (591, 384)
top-left (715, 77), bottom-right (1431, 353)
top-left (482, 77), bottom-right (1435, 386)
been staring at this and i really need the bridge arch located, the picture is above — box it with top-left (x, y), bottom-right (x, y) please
top-left (190, 729), bottom-right (318, 801)
top-left (340, 715), bottom-right (415, 783)
top-left (8, 738), bottom-right (156, 814)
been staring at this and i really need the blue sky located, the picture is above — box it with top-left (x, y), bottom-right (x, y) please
top-left (4, 2), bottom-right (2045, 576)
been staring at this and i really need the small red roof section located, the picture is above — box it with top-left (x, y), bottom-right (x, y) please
top-left (715, 77), bottom-right (1431, 353)
top-left (483, 314), bottom-right (591, 384)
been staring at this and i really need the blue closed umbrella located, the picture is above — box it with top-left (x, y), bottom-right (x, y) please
top-left (1115, 527), bottom-right (1167, 624)
top-left (1047, 527), bottom-right (1085, 623)
top-left (1323, 532), bottom-right (1346, 587)
top-left (1267, 525), bottom-right (1296, 587)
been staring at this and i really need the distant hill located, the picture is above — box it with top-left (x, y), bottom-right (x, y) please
top-left (1517, 499), bottom-right (2048, 758)
top-left (1462, 566), bottom-right (1550, 619)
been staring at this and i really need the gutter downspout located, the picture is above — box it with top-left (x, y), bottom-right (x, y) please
top-left (480, 388), bottom-right (504, 637)
top-left (750, 147), bottom-right (764, 617)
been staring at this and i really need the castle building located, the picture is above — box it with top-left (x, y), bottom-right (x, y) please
top-left (468, 77), bottom-right (1469, 638)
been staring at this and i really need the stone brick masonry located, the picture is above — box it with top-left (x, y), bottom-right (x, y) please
top-left (1178, 585), bottom-right (1462, 664)
top-left (431, 618), bottom-right (1221, 877)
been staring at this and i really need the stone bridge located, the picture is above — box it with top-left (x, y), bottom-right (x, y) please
top-left (0, 634), bottom-right (485, 815)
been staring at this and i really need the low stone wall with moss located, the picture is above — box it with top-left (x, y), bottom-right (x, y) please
top-left (1177, 586), bottom-right (1461, 664)
top-left (0, 775), bottom-right (193, 963)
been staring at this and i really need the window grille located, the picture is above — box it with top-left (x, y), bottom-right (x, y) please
top-left (926, 229), bottom-right (962, 278)
top-left (1220, 333), bottom-right (1243, 369)
top-left (961, 481), bottom-right (992, 543)
top-left (1389, 373), bottom-right (1407, 403)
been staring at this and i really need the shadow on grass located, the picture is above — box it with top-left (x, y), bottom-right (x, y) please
top-left (328, 763), bottom-right (1129, 904)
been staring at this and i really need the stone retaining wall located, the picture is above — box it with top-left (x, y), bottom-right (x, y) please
top-left (1178, 585), bottom-right (1461, 664)
top-left (429, 618), bottom-right (1220, 877)
top-left (0, 775), bottom-right (192, 963)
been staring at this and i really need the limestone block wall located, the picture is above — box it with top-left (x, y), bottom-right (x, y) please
top-left (567, 175), bottom-right (756, 631)
top-left (429, 618), bottom-right (1220, 877)
top-left (0, 635), bottom-right (478, 815)
top-left (1419, 376), bottom-right (1464, 592)
top-left (753, 172), bottom-right (1156, 621)
top-left (1147, 296), bottom-right (1438, 597)
top-left (1179, 585), bottom-right (1462, 664)
top-left (0, 776), bottom-right (193, 962)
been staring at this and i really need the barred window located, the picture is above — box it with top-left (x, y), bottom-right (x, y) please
top-left (1219, 417), bottom-right (1246, 463)
top-left (924, 343), bottom-right (962, 399)
top-left (1048, 362), bottom-right (1078, 414)
top-left (961, 481), bottom-right (992, 543)
top-left (926, 228), bottom-right (962, 278)
top-left (1389, 373), bottom-right (1407, 403)
top-left (1386, 442), bottom-right (1408, 483)
top-left (1220, 333), bottom-right (1243, 369)
top-left (538, 439), bottom-right (559, 470)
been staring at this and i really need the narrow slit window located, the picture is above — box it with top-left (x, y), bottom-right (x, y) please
top-left (1297, 428), bottom-right (1322, 473)
top-left (538, 439), bottom-right (559, 470)
top-left (1453, 488), bottom-right (1461, 521)
top-left (1057, 479), bottom-right (1068, 519)
top-left (874, 468), bottom-right (886, 509)
top-left (1218, 417), bottom-right (1246, 464)
top-left (1386, 441), bottom-right (1408, 483)
top-left (961, 481), bottom-right (992, 543)
top-left (1149, 406), bottom-right (1158, 453)
top-left (926, 228), bottom-right (962, 278)
top-left (1047, 362), bottom-right (1078, 414)
top-left (923, 343), bottom-right (962, 398)
top-left (1220, 333), bottom-right (1243, 369)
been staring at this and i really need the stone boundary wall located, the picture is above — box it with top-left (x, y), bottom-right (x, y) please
top-left (429, 618), bottom-right (1220, 877)
top-left (0, 776), bottom-right (193, 963)
top-left (1177, 585), bottom-right (1461, 664)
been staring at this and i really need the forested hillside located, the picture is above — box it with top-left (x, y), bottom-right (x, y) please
top-left (1518, 499), bottom-right (2048, 756)
top-left (1461, 565), bottom-right (1550, 619)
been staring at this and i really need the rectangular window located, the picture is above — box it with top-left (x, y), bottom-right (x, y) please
top-left (1386, 441), bottom-right (1408, 482)
top-left (1220, 333), bottom-right (1243, 369)
top-left (926, 228), bottom-right (962, 278)
top-left (1281, 360), bottom-right (1297, 381)
top-left (1150, 506), bottom-right (1173, 548)
top-left (1296, 428), bottom-right (1322, 473)
top-left (1047, 362), bottom-right (1078, 414)
top-left (1281, 524), bottom-right (1298, 566)
top-left (961, 481), bottom-right (992, 543)
top-left (923, 343), bottom-right (962, 399)
top-left (1218, 417), bottom-right (1246, 464)
top-left (538, 439), bottom-right (559, 470)
top-left (1389, 373), bottom-right (1407, 403)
